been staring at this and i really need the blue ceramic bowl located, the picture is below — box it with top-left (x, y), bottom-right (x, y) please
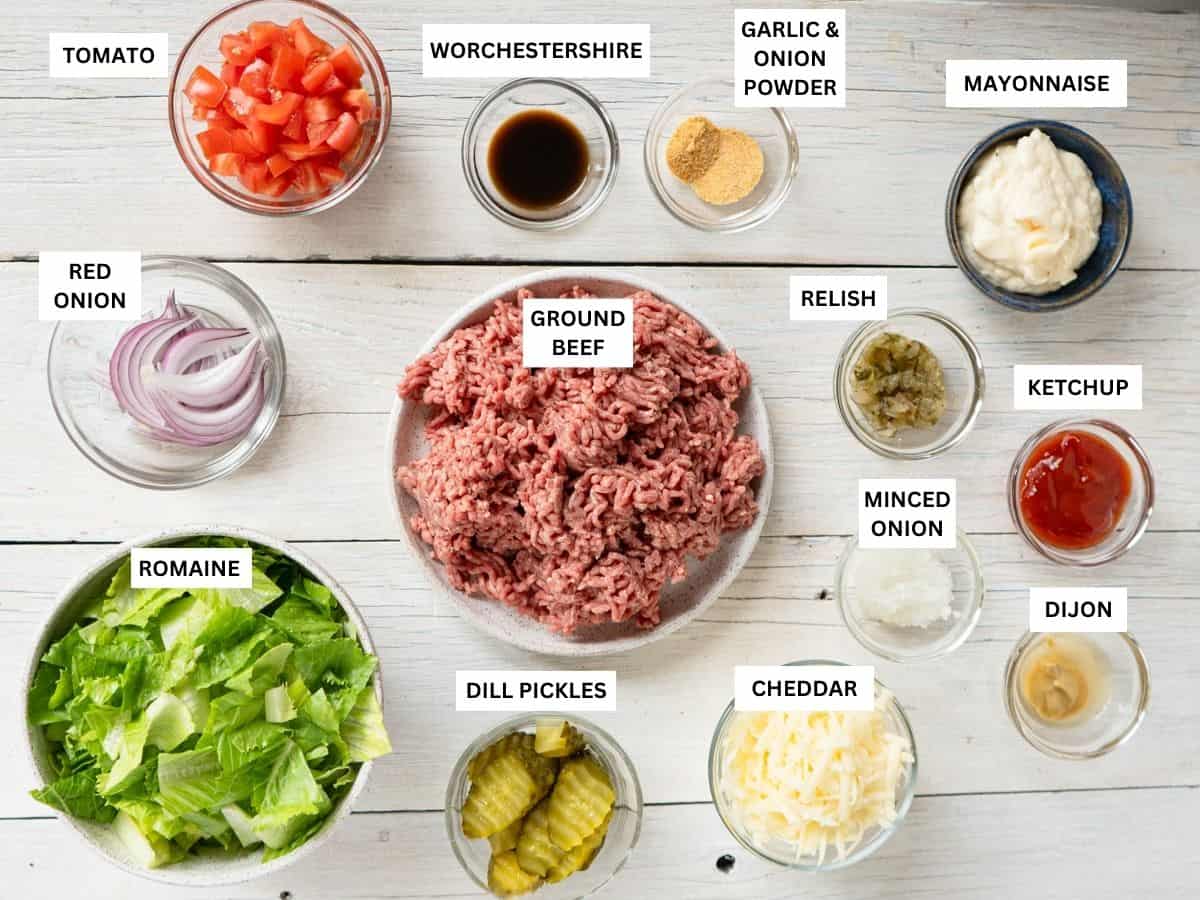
top-left (945, 120), bottom-right (1132, 312)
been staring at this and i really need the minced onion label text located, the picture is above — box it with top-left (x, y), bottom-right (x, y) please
top-left (422, 24), bottom-right (650, 78)
top-left (734, 9), bottom-right (845, 107)
top-left (38, 251), bottom-right (141, 321)
top-left (522, 298), bottom-right (634, 368)
top-left (1029, 587), bottom-right (1128, 633)
top-left (734, 665), bottom-right (874, 711)
top-left (130, 548), bottom-right (253, 588)
top-left (858, 478), bottom-right (957, 549)
top-left (49, 33), bottom-right (168, 78)
top-left (456, 670), bottom-right (617, 712)
top-left (789, 275), bottom-right (886, 321)
top-left (945, 59), bottom-right (1127, 108)
top-left (1014, 365), bottom-right (1142, 411)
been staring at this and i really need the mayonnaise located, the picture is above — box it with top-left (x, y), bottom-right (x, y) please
top-left (957, 128), bottom-right (1102, 295)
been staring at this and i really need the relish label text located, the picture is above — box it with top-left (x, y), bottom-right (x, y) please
top-left (859, 478), bottom-right (957, 549)
top-left (789, 275), bottom-right (886, 321)
top-left (49, 33), bottom-right (168, 78)
top-left (946, 59), bottom-right (1127, 108)
top-left (130, 548), bottom-right (253, 588)
top-left (38, 251), bottom-right (141, 321)
top-left (523, 298), bottom-right (633, 368)
top-left (422, 24), bottom-right (650, 78)
top-left (456, 670), bottom-right (617, 712)
top-left (734, 9), bottom-right (845, 107)
top-left (1029, 587), bottom-right (1128, 633)
top-left (1014, 365), bottom-right (1142, 411)
top-left (735, 665), bottom-right (874, 711)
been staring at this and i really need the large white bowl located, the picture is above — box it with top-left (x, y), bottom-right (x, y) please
top-left (22, 524), bottom-right (384, 887)
top-left (388, 269), bottom-right (773, 657)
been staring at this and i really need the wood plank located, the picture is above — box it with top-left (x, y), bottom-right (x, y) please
top-left (4, 534), bottom-right (1196, 819)
top-left (1, 2), bottom-right (1196, 265)
top-left (4, 788), bottom-right (1197, 898)
top-left (3, 263), bottom-right (1197, 541)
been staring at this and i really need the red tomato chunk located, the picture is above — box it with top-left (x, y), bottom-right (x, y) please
top-left (183, 17), bottom-right (377, 200)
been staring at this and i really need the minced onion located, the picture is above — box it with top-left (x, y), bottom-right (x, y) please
top-left (107, 291), bottom-right (267, 446)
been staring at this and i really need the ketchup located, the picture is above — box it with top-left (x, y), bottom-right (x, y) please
top-left (1018, 430), bottom-right (1132, 550)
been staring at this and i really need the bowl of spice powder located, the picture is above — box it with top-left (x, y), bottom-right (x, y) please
top-left (644, 79), bottom-right (797, 232)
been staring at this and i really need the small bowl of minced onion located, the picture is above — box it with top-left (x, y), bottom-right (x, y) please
top-left (708, 662), bottom-right (916, 870)
top-left (835, 530), bottom-right (985, 662)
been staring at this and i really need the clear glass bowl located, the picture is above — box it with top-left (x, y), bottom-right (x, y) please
top-left (1008, 418), bottom-right (1154, 566)
top-left (47, 256), bottom-right (285, 489)
top-left (708, 660), bottom-right (917, 871)
top-left (445, 714), bottom-right (642, 898)
top-left (1004, 631), bottom-right (1150, 759)
top-left (644, 78), bottom-right (797, 232)
top-left (462, 79), bottom-right (618, 230)
top-left (168, 0), bottom-right (391, 216)
top-left (834, 308), bottom-right (985, 459)
top-left (836, 530), bottom-right (985, 662)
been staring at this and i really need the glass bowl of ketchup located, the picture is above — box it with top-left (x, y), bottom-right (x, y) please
top-left (1009, 418), bottom-right (1154, 566)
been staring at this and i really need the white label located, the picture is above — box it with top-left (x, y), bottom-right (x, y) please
top-left (859, 478), bottom-right (956, 549)
top-left (789, 275), bottom-right (886, 321)
top-left (38, 251), bottom-right (141, 321)
top-left (945, 59), bottom-right (1127, 108)
top-left (522, 298), bottom-right (633, 368)
top-left (1013, 365), bottom-right (1142, 411)
top-left (130, 548), bottom-right (252, 588)
top-left (735, 665), bottom-right (873, 711)
top-left (49, 33), bottom-right (168, 78)
top-left (1029, 587), bottom-right (1128, 632)
top-left (734, 9), bottom-right (845, 107)
top-left (422, 24), bottom-right (650, 78)
top-left (455, 671), bottom-right (616, 712)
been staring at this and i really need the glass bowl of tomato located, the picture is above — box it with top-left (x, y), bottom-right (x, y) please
top-left (169, 0), bottom-right (390, 216)
top-left (1008, 418), bottom-right (1155, 567)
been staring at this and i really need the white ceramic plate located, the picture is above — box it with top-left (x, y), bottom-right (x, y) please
top-left (22, 524), bottom-right (383, 887)
top-left (388, 269), bottom-right (773, 657)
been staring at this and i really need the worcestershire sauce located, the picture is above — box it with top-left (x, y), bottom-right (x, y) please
top-left (488, 110), bottom-right (589, 209)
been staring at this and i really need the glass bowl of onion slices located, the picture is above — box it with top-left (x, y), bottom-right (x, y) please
top-left (48, 256), bottom-right (285, 489)
top-left (708, 660), bottom-right (917, 871)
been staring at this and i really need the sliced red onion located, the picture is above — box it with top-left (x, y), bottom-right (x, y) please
top-left (148, 339), bottom-right (261, 408)
top-left (159, 327), bottom-right (250, 376)
top-left (150, 358), bottom-right (267, 446)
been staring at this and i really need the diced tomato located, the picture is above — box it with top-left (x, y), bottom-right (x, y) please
top-left (222, 86), bottom-right (258, 124)
top-left (259, 172), bottom-right (294, 197)
top-left (282, 109), bottom-right (305, 141)
top-left (254, 91), bottom-right (303, 125)
top-left (289, 19), bottom-right (331, 58)
top-left (306, 120), bottom-right (337, 147)
top-left (266, 152), bottom-right (295, 177)
top-left (184, 66), bottom-right (227, 109)
top-left (328, 45), bottom-right (364, 85)
top-left (316, 73), bottom-right (347, 96)
top-left (317, 163), bottom-right (346, 186)
top-left (196, 127), bottom-right (234, 158)
top-left (244, 118), bottom-right (280, 155)
top-left (300, 60), bottom-right (334, 95)
top-left (220, 62), bottom-right (243, 87)
top-left (303, 95), bottom-right (341, 124)
top-left (280, 142), bottom-right (333, 162)
top-left (208, 152), bottom-right (244, 176)
top-left (325, 112), bottom-right (361, 154)
top-left (293, 160), bottom-right (326, 194)
top-left (341, 88), bottom-right (375, 123)
top-left (230, 128), bottom-right (263, 159)
top-left (269, 44), bottom-right (304, 91)
top-left (238, 59), bottom-right (271, 101)
top-left (219, 33), bottom-right (256, 66)
top-left (238, 159), bottom-right (270, 192)
top-left (248, 21), bottom-right (285, 51)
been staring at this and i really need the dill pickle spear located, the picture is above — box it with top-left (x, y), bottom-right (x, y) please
top-left (547, 755), bottom-right (615, 851)
top-left (462, 750), bottom-right (539, 839)
top-left (488, 817), bottom-right (523, 855)
top-left (515, 798), bottom-right (565, 878)
top-left (547, 811), bottom-right (611, 883)
top-left (469, 733), bottom-right (536, 782)
top-left (488, 850), bottom-right (542, 896)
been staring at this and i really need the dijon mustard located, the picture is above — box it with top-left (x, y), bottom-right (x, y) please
top-left (1019, 634), bottom-right (1111, 725)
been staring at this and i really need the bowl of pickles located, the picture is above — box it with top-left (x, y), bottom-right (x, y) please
top-left (445, 715), bottom-right (642, 897)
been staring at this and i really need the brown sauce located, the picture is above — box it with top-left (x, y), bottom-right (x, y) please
top-left (487, 109), bottom-right (589, 210)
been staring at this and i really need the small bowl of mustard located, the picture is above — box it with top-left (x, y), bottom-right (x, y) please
top-left (1004, 631), bottom-right (1150, 760)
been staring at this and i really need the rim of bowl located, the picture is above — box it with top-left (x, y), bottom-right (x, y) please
top-left (21, 524), bottom-right (383, 886)
top-left (833, 308), bottom-right (986, 460)
top-left (444, 712), bottom-right (643, 898)
top-left (1003, 630), bottom-right (1150, 760)
top-left (707, 660), bottom-right (918, 870)
top-left (834, 530), bottom-right (986, 663)
top-left (460, 78), bottom-right (620, 231)
top-left (386, 267), bottom-right (774, 657)
top-left (642, 78), bottom-right (798, 233)
top-left (47, 255), bottom-right (286, 491)
top-left (168, 0), bottom-right (392, 217)
top-left (944, 119), bottom-right (1133, 313)
top-left (1007, 417), bottom-right (1155, 567)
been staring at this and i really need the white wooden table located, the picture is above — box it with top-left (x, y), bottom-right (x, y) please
top-left (3, 1), bottom-right (1199, 897)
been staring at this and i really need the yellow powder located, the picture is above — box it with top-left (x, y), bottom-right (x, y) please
top-left (666, 116), bottom-right (722, 182)
top-left (690, 129), bottom-right (764, 206)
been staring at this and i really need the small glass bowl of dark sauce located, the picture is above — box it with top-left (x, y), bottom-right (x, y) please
top-left (462, 78), bottom-right (619, 230)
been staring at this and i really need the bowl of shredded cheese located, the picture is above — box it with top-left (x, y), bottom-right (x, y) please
top-left (708, 661), bottom-right (917, 870)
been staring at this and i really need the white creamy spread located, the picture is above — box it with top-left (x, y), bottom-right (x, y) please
top-left (957, 128), bottom-right (1102, 295)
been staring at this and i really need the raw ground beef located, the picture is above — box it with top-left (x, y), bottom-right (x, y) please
top-left (396, 287), bottom-right (765, 634)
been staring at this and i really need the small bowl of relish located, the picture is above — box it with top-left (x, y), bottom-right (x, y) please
top-left (1008, 418), bottom-right (1154, 567)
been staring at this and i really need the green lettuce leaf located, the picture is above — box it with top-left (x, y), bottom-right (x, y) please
top-left (341, 686), bottom-right (392, 763)
top-left (31, 770), bottom-right (116, 823)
